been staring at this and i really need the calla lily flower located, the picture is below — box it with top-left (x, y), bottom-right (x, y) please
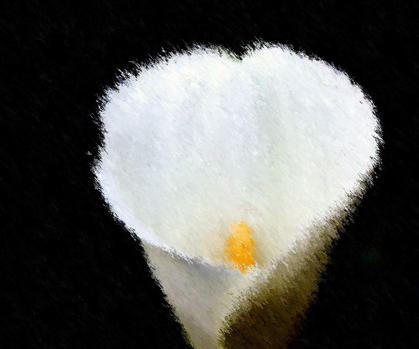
top-left (96, 44), bottom-right (381, 349)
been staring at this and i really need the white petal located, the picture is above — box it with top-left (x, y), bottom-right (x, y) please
top-left (96, 44), bottom-right (381, 348)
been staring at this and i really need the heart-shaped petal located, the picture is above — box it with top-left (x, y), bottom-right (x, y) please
top-left (96, 44), bottom-right (382, 348)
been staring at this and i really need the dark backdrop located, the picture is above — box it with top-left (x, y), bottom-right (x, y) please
top-left (1, 1), bottom-right (418, 348)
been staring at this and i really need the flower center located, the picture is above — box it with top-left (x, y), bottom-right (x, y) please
top-left (223, 221), bottom-right (256, 273)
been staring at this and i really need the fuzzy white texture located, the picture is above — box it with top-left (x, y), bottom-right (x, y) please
top-left (96, 45), bottom-right (381, 348)
top-left (97, 45), bottom-right (380, 266)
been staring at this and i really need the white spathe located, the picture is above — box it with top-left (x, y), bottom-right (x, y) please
top-left (96, 44), bottom-right (381, 349)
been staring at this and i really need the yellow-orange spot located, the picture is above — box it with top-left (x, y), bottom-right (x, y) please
top-left (223, 221), bottom-right (256, 273)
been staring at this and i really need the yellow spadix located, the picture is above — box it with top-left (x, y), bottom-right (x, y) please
top-left (223, 221), bottom-right (256, 273)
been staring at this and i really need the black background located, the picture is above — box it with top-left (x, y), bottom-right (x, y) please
top-left (1, 1), bottom-right (419, 348)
